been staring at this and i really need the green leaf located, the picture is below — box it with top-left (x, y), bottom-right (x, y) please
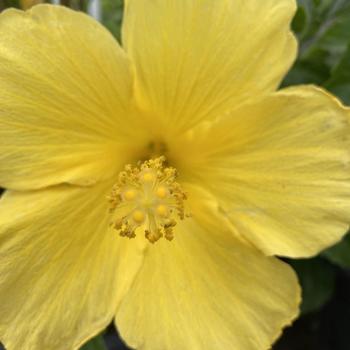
top-left (289, 258), bottom-right (336, 315)
top-left (80, 335), bottom-right (107, 350)
top-left (323, 232), bottom-right (350, 268)
top-left (324, 43), bottom-right (350, 104)
top-left (3, 0), bottom-right (20, 9)
top-left (284, 0), bottom-right (350, 87)
top-left (282, 51), bottom-right (330, 86)
top-left (101, 0), bottom-right (124, 40)
top-left (292, 5), bottom-right (308, 35)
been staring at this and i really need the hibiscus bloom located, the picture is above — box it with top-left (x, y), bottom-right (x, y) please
top-left (0, 1), bottom-right (350, 350)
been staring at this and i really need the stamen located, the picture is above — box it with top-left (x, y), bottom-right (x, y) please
top-left (108, 156), bottom-right (187, 243)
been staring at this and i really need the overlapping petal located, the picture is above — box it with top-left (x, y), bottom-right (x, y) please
top-left (115, 186), bottom-right (300, 350)
top-left (175, 86), bottom-right (350, 257)
top-left (0, 182), bottom-right (146, 350)
top-left (122, 0), bottom-right (297, 132)
top-left (0, 5), bottom-right (146, 190)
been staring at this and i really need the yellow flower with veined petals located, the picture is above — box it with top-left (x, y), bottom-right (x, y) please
top-left (0, 1), bottom-right (350, 349)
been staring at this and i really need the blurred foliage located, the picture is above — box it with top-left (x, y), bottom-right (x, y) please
top-left (324, 232), bottom-right (350, 268)
top-left (325, 44), bottom-right (350, 102)
top-left (284, 0), bottom-right (350, 104)
top-left (101, 0), bottom-right (123, 40)
top-left (0, 0), bottom-right (20, 10)
top-left (81, 335), bottom-right (107, 350)
top-left (274, 269), bottom-right (350, 350)
top-left (289, 258), bottom-right (336, 315)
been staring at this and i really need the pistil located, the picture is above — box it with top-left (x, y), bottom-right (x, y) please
top-left (108, 156), bottom-right (187, 243)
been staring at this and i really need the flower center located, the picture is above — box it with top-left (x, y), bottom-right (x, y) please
top-left (108, 156), bottom-right (187, 243)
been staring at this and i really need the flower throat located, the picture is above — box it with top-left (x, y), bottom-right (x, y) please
top-left (108, 156), bottom-right (187, 243)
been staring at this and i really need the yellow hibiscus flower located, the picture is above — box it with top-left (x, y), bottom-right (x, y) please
top-left (0, 1), bottom-right (350, 350)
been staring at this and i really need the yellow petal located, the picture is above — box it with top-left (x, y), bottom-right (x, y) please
top-left (122, 0), bottom-right (297, 132)
top-left (115, 186), bottom-right (300, 350)
top-left (0, 181), bottom-right (146, 350)
top-left (0, 5), bottom-right (144, 190)
top-left (177, 86), bottom-right (350, 258)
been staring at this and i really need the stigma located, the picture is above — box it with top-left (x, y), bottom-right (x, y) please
top-left (108, 156), bottom-right (187, 243)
